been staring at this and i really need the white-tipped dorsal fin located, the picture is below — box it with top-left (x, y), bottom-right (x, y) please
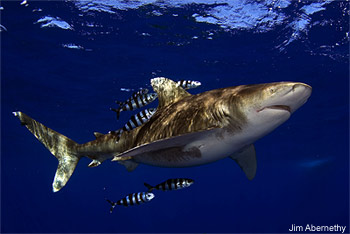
top-left (230, 144), bottom-right (257, 180)
top-left (118, 160), bottom-right (139, 172)
top-left (93, 132), bottom-right (104, 138)
top-left (151, 77), bottom-right (191, 108)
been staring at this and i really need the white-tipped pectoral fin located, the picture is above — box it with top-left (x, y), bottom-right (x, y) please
top-left (230, 144), bottom-right (257, 180)
top-left (118, 160), bottom-right (139, 172)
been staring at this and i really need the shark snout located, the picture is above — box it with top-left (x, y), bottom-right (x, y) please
top-left (286, 82), bottom-right (312, 113)
top-left (291, 83), bottom-right (312, 95)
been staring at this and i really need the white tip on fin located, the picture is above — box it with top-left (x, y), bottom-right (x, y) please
top-left (151, 77), bottom-right (191, 108)
top-left (93, 132), bottom-right (104, 138)
top-left (88, 159), bottom-right (101, 168)
top-left (118, 160), bottom-right (139, 172)
top-left (230, 144), bottom-right (257, 180)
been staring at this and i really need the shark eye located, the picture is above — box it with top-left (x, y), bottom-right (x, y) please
top-left (269, 88), bottom-right (276, 94)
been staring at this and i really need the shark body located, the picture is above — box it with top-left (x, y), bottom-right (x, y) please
top-left (13, 77), bottom-right (312, 192)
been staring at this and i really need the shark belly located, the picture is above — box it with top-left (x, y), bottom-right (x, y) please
top-left (132, 128), bottom-right (250, 167)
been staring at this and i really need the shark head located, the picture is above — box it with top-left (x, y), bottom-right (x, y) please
top-left (232, 82), bottom-right (312, 139)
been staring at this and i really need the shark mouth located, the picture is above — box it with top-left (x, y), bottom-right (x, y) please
top-left (258, 105), bottom-right (291, 113)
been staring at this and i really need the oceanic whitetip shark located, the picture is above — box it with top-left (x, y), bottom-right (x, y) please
top-left (13, 77), bottom-right (312, 192)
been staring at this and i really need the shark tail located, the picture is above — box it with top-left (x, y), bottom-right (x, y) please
top-left (105, 199), bottom-right (117, 213)
top-left (110, 107), bottom-right (121, 119)
top-left (13, 111), bottom-right (81, 192)
top-left (143, 182), bottom-right (155, 192)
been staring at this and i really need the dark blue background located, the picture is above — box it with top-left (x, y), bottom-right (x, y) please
top-left (2, 1), bottom-right (349, 233)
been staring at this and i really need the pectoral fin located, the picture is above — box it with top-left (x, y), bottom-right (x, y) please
top-left (118, 160), bottom-right (139, 172)
top-left (230, 144), bottom-right (257, 180)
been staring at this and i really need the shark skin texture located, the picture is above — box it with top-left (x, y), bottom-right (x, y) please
top-left (13, 77), bottom-right (312, 192)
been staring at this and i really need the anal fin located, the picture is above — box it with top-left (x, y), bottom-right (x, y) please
top-left (230, 144), bottom-right (257, 180)
top-left (88, 159), bottom-right (101, 168)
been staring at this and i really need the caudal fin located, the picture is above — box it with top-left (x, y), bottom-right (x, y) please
top-left (143, 182), bottom-right (155, 192)
top-left (105, 199), bottom-right (117, 213)
top-left (110, 107), bottom-right (121, 119)
top-left (13, 111), bottom-right (81, 192)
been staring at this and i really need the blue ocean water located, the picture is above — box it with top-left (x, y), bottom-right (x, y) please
top-left (1, 0), bottom-right (349, 233)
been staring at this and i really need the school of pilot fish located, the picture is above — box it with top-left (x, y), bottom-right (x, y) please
top-left (106, 178), bottom-right (195, 212)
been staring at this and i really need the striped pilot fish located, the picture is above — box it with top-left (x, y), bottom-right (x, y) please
top-left (118, 108), bottom-right (157, 135)
top-left (144, 178), bottom-right (194, 192)
top-left (111, 90), bottom-right (157, 119)
top-left (177, 80), bottom-right (201, 90)
top-left (106, 192), bottom-right (155, 213)
top-left (117, 88), bottom-right (149, 105)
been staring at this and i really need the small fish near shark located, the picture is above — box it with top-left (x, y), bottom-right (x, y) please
top-left (13, 77), bottom-right (312, 192)
top-left (108, 108), bottom-right (157, 140)
top-left (115, 88), bottom-right (149, 107)
top-left (144, 178), bottom-right (194, 192)
top-left (177, 80), bottom-right (201, 90)
top-left (119, 108), bottom-right (157, 135)
top-left (111, 89), bottom-right (157, 119)
top-left (110, 80), bottom-right (200, 119)
top-left (106, 192), bottom-right (155, 213)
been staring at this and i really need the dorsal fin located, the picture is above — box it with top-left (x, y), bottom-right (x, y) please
top-left (93, 132), bottom-right (104, 138)
top-left (151, 77), bottom-right (191, 108)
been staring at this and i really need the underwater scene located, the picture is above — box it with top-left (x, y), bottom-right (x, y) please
top-left (2, 0), bottom-right (349, 233)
